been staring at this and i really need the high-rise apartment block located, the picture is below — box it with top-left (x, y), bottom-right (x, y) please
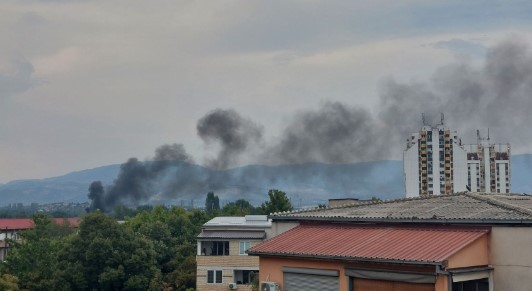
top-left (404, 116), bottom-right (511, 197)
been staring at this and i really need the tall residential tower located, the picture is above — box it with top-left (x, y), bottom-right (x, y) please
top-left (404, 116), bottom-right (511, 197)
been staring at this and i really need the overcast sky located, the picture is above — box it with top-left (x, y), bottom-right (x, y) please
top-left (2, 0), bottom-right (532, 183)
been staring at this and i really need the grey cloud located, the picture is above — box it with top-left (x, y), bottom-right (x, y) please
top-left (379, 38), bottom-right (532, 147)
top-left (0, 59), bottom-right (37, 99)
top-left (431, 38), bottom-right (487, 57)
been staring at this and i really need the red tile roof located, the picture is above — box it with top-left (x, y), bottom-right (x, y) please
top-left (0, 219), bottom-right (34, 230)
top-left (248, 224), bottom-right (488, 264)
top-left (0, 218), bottom-right (80, 230)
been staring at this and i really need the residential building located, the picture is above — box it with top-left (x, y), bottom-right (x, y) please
top-left (464, 131), bottom-right (511, 193)
top-left (404, 117), bottom-right (510, 197)
top-left (0, 218), bottom-right (80, 260)
top-left (249, 192), bottom-right (532, 291)
top-left (196, 215), bottom-right (272, 291)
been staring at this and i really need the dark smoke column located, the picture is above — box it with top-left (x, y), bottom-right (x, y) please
top-left (88, 181), bottom-right (105, 211)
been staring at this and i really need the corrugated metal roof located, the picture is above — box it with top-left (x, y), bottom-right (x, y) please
top-left (249, 224), bottom-right (488, 264)
top-left (198, 230), bottom-right (266, 239)
top-left (271, 193), bottom-right (532, 223)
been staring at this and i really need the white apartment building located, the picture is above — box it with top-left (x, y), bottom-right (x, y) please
top-left (404, 119), bottom-right (511, 197)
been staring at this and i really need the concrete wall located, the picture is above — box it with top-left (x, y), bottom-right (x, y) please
top-left (404, 144), bottom-right (420, 198)
top-left (490, 227), bottom-right (532, 291)
top-left (266, 221), bottom-right (299, 239)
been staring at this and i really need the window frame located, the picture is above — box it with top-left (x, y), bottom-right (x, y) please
top-left (239, 241), bottom-right (251, 255)
top-left (207, 269), bottom-right (223, 284)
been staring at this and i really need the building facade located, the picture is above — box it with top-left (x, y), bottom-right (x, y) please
top-left (463, 133), bottom-right (511, 193)
top-left (404, 119), bottom-right (510, 197)
top-left (196, 215), bottom-right (272, 291)
top-left (249, 192), bottom-right (532, 291)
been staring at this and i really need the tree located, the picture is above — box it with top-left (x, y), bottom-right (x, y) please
top-left (1, 214), bottom-right (74, 290)
top-left (205, 192), bottom-right (220, 212)
top-left (0, 274), bottom-right (19, 291)
top-left (126, 205), bottom-right (210, 290)
top-left (260, 189), bottom-right (293, 214)
top-left (56, 211), bottom-right (160, 290)
top-left (222, 199), bottom-right (256, 216)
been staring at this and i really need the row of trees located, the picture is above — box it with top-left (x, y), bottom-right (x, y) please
top-left (205, 189), bottom-right (293, 215)
top-left (0, 189), bottom-right (293, 290)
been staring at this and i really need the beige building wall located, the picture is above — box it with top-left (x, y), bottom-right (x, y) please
top-left (197, 240), bottom-right (261, 291)
top-left (490, 227), bottom-right (532, 291)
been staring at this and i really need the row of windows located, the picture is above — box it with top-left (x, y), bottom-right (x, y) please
top-left (201, 241), bottom-right (252, 256)
top-left (207, 269), bottom-right (257, 284)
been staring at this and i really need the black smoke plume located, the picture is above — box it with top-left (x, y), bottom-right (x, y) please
top-left (88, 144), bottom-right (193, 212)
top-left (197, 109), bottom-right (263, 169)
top-left (89, 39), bottom-right (532, 211)
top-left (265, 102), bottom-right (384, 164)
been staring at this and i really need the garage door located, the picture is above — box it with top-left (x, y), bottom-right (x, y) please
top-left (353, 278), bottom-right (434, 291)
top-left (283, 268), bottom-right (339, 291)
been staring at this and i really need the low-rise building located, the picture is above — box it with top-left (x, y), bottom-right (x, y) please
top-left (249, 193), bottom-right (532, 291)
top-left (196, 215), bottom-right (271, 291)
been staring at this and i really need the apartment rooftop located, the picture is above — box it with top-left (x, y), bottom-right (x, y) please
top-left (203, 215), bottom-right (271, 228)
top-left (270, 192), bottom-right (532, 224)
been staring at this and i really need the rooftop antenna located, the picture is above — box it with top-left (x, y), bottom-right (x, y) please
top-left (421, 113), bottom-right (427, 126)
top-left (440, 113), bottom-right (445, 125)
top-left (487, 128), bottom-right (490, 141)
top-left (477, 129), bottom-right (481, 143)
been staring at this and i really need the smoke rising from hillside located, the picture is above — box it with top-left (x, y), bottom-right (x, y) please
top-left (89, 39), bottom-right (532, 211)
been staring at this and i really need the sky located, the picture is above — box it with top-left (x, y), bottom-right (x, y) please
top-left (2, 0), bottom-right (532, 183)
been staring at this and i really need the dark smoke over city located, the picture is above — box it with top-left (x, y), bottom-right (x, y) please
top-left (89, 39), bottom-right (532, 212)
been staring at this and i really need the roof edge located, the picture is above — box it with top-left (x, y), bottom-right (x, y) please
top-left (465, 193), bottom-right (532, 216)
top-left (247, 251), bottom-right (442, 266)
top-left (269, 216), bottom-right (532, 225)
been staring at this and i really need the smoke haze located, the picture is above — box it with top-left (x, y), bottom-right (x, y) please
top-left (89, 39), bottom-right (532, 211)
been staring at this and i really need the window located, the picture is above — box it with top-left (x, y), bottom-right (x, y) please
top-left (239, 241), bottom-right (251, 255)
top-left (234, 270), bottom-right (257, 284)
top-left (207, 270), bottom-right (223, 284)
top-left (202, 241), bottom-right (229, 256)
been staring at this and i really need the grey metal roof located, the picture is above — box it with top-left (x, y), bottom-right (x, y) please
top-left (203, 215), bottom-right (271, 228)
top-left (197, 230), bottom-right (266, 239)
top-left (270, 193), bottom-right (532, 224)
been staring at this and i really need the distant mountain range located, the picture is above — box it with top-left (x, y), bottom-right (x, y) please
top-left (1, 154), bottom-right (531, 207)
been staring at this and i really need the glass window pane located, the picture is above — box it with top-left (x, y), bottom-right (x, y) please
top-left (216, 270), bottom-right (223, 283)
top-left (207, 270), bottom-right (214, 283)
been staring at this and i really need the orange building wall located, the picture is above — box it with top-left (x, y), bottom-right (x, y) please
top-left (259, 256), bottom-right (452, 291)
top-left (447, 234), bottom-right (489, 268)
top-left (435, 275), bottom-right (448, 291)
top-left (258, 234), bottom-right (488, 291)
top-left (260, 256), bottom-right (349, 291)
